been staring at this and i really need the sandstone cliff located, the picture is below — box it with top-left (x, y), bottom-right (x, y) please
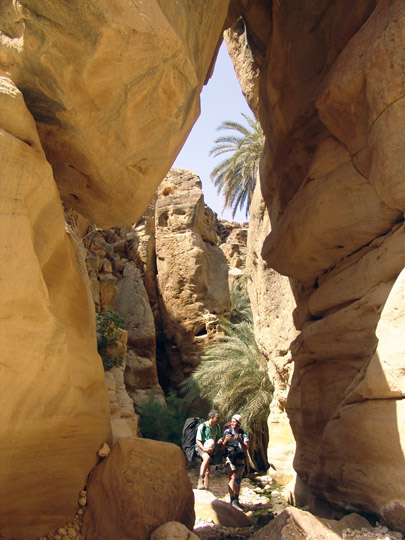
top-left (155, 169), bottom-right (230, 386)
top-left (0, 1), bottom-right (230, 537)
top-left (229, 0), bottom-right (405, 530)
top-left (80, 168), bottom-right (231, 396)
top-left (2, 0), bottom-right (405, 536)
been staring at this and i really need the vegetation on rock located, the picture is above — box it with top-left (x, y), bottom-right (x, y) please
top-left (210, 113), bottom-right (264, 219)
top-left (96, 309), bottom-right (125, 371)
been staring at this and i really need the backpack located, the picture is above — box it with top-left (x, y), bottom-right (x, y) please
top-left (181, 417), bottom-right (205, 462)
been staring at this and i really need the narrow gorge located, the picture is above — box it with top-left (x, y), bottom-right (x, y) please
top-left (1, 1), bottom-right (405, 539)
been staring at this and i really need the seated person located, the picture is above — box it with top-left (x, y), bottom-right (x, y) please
top-left (195, 410), bottom-right (224, 490)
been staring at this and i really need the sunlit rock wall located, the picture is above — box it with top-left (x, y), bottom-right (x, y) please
top-left (155, 169), bottom-right (230, 386)
top-left (0, 1), bottom-right (230, 537)
top-left (6, 0), bottom-right (230, 228)
top-left (230, 0), bottom-right (405, 529)
top-left (0, 76), bottom-right (111, 538)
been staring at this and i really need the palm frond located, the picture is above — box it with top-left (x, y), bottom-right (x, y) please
top-left (209, 113), bottom-right (264, 219)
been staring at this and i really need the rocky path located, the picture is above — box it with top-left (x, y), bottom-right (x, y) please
top-left (187, 463), bottom-right (288, 539)
top-left (187, 463), bottom-right (405, 540)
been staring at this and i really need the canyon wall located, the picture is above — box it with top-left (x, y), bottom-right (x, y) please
top-left (155, 169), bottom-right (230, 386)
top-left (0, 1), bottom-right (230, 537)
top-left (230, 0), bottom-right (405, 530)
top-left (2, 0), bottom-right (405, 536)
top-left (80, 168), bottom-right (231, 394)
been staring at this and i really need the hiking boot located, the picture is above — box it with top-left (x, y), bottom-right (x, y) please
top-left (197, 477), bottom-right (205, 489)
top-left (231, 499), bottom-right (243, 511)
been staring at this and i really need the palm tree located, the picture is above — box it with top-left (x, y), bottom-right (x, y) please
top-left (229, 280), bottom-right (252, 325)
top-left (181, 320), bottom-right (273, 471)
top-left (210, 113), bottom-right (264, 219)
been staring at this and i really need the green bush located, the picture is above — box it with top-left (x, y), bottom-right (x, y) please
top-left (96, 309), bottom-right (125, 371)
top-left (138, 390), bottom-right (190, 447)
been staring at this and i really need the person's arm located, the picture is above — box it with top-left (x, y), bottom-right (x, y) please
top-left (219, 428), bottom-right (232, 448)
top-left (195, 424), bottom-right (206, 452)
top-left (217, 426), bottom-right (226, 447)
top-left (240, 431), bottom-right (249, 452)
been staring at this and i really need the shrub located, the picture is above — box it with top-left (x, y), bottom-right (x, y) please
top-left (96, 309), bottom-right (125, 371)
top-left (138, 390), bottom-right (190, 447)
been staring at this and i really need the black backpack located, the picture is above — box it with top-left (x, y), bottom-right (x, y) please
top-left (181, 417), bottom-right (206, 462)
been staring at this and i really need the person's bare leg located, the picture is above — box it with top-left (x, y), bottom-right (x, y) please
top-left (204, 464), bottom-right (211, 489)
top-left (198, 452), bottom-right (211, 488)
top-left (228, 471), bottom-right (235, 499)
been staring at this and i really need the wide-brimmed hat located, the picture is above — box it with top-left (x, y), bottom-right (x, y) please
top-left (232, 414), bottom-right (242, 423)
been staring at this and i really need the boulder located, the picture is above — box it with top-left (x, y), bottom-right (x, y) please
top-left (249, 507), bottom-right (372, 540)
top-left (149, 521), bottom-right (199, 540)
top-left (82, 438), bottom-right (194, 540)
top-left (193, 489), bottom-right (253, 528)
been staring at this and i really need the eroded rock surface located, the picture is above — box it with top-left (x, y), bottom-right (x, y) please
top-left (0, 1), bottom-right (230, 536)
top-left (82, 438), bottom-right (195, 540)
top-left (5, 0), bottom-right (230, 228)
top-left (232, 0), bottom-right (405, 529)
top-left (247, 182), bottom-right (298, 484)
top-left (155, 169), bottom-right (230, 386)
top-left (0, 76), bottom-right (111, 538)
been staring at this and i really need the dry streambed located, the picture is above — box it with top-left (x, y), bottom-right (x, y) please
top-left (187, 464), bottom-right (404, 540)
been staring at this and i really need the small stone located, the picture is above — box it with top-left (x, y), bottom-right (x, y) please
top-left (62, 536), bottom-right (70, 540)
top-left (67, 528), bottom-right (77, 538)
top-left (77, 509), bottom-right (84, 515)
top-left (97, 442), bottom-right (111, 458)
top-left (78, 497), bottom-right (87, 506)
top-left (79, 490), bottom-right (87, 497)
top-left (57, 529), bottom-right (67, 536)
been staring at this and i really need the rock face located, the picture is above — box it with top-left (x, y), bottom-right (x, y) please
top-left (230, 0), bottom-right (405, 529)
top-left (104, 329), bottom-right (140, 444)
top-left (82, 438), bottom-right (195, 540)
top-left (0, 2), bottom-right (230, 537)
top-left (0, 76), bottom-right (111, 538)
top-left (155, 169), bottom-right (230, 386)
top-left (5, 0), bottom-right (230, 228)
top-left (82, 168), bottom-right (230, 397)
top-left (76, 218), bottom-right (165, 410)
top-left (246, 183), bottom-right (298, 484)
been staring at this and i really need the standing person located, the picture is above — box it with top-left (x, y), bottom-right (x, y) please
top-left (223, 414), bottom-right (249, 510)
top-left (195, 410), bottom-right (224, 490)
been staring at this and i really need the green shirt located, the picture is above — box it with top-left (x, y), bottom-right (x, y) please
top-left (196, 421), bottom-right (221, 445)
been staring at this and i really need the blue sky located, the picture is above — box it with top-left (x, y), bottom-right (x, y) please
top-left (173, 42), bottom-right (252, 224)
